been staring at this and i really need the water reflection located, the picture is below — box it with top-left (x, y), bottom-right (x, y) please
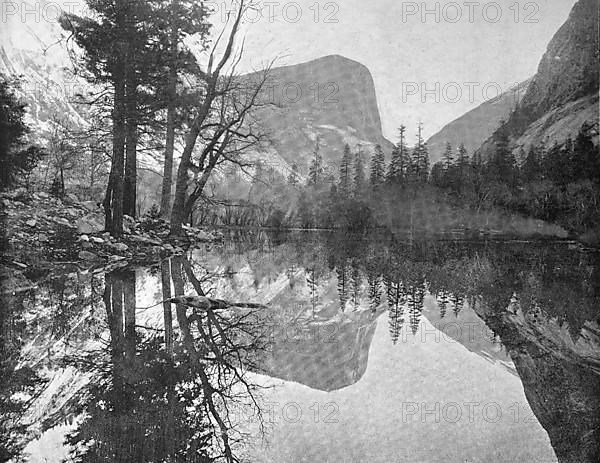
top-left (28, 256), bottom-right (270, 462)
top-left (2, 231), bottom-right (599, 462)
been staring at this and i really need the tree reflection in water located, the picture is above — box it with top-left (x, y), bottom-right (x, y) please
top-left (65, 255), bottom-right (270, 463)
top-left (324, 232), bottom-right (600, 462)
top-left (1, 273), bottom-right (47, 461)
top-left (2, 231), bottom-right (600, 462)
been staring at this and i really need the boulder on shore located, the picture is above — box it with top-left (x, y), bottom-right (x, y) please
top-left (77, 215), bottom-right (104, 234)
top-left (78, 250), bottom-right (100, 261)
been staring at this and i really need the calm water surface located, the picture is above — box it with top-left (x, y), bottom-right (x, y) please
top-left (4, 231), bottom-right (599, 462)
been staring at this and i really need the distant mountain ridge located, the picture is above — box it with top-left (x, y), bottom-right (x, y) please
top-left (478, 0), bottom-right (599, 157)
top-left (248, 55), bottom-right (395, 176)
top-left (426, 79), bottom-right (531, 163)
top-left (1, 25), bottom-right (394, 180)
top-left (512, 0), bottom-right (599, 127)
top-left (428, 0), bottom-right (599, 161)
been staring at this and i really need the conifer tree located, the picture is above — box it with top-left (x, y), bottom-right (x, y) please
top-left (438, 291), bottom-right (449, 318)
top-left (521, 147), bottom-right (540, 183)
top-left (456, 142), bottom-right (469, 181)
top-left (387, 280), bottom-right (404, 344)
top-left (442, 142), bottom-right (454, 171)
top-left (288, 163), bottom-right (299, 186)
top-left (336, 263), bottom-right (350, 312)
top-left (0, 76), bottom-right (45, 189)
top-left (408, 286), bottom-right (422, 335)
top-left (387, 125), bottom-right (409, 184)
top-left (572, 124), bottom-right (600, 182)
top-left (351, 261), bottom-right (361, 309)
top-left (367, 269), bottom-right (382, 311)
top-left (457, 143), bottom-right (468, 166)
top-left (61, 0), bottom-right (161, 231)
top-left (542, 141), bottom-right (563, 184)
top-left (388, 145), bottom-right (400, 183)
top-left (411, 123), bottom-right (429, 182)
top-left (488, 126), bottom-right (517, 185)
top-left (353, 149), bottom-right (366, 195)
top-left (370, 144), bottom-right (386, 187)
top-left (339, 144), bottom-right (352, 195)
top-left (452, 294), bottom-right (464, 317)
top-left (308, 137), bottom-right (324, 186)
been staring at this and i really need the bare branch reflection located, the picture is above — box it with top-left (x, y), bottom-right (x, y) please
top-left (65, 255), bottom-right (271, 462)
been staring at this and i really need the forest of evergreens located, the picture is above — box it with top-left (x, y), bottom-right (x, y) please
top-left (207, 121), bottom-right (599, 240)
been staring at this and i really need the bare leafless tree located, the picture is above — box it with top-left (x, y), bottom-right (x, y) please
top-left (170, 0), bottom-right (276, 235)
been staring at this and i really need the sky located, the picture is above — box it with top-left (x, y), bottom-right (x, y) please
top-left (2, 0), bottom-right (578, 143)
top-left (224, 0), bottom-right (578, 142)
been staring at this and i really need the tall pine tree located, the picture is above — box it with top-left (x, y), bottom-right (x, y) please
top-left (61, 0), bottom-right (160, 231)
top-left (353, 149), bottom-right (366, 195)
top-left (339, 143), bottom-right (352, 195)
top-left (308, 137), bottom-right (324, 186)
top-left (457, 142), bottom-right (469, 181)
top-left (411, 123), bottom-right (429, 183)
top-left (387, 125), bottom-right (408, 184)
top-left (370, 144), bottom-right (386, 187)
top-left (442, 142), bottom-right (454, 171)
top-left (288, 163), bottom-right (299, 186)
top-left (521, 146), bottom-right (541, 183)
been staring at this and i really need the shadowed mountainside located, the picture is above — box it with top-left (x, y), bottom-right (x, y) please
top-left (426, 79), bottom-right (530, 163)
top-left (248, 55), bottom-right (395, 177)
top-left (478, 0), bottom-right (599, 158)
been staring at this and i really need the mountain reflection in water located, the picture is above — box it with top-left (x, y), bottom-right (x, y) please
top-left (2, 231), bottom-right (599, 462)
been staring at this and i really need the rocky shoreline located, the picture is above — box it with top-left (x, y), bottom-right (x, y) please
top-left (0, 189), bottom-right (222, 293)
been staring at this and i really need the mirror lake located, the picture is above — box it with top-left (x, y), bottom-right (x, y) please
top-left (4, 230), bottom-right (599, 463)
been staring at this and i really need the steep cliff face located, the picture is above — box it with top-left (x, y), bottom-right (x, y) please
top-left (514, 0), bottom-right (599, 125)
top-left (261, 311), bottom-right (380, 392)
top-left (478, 0), bottom-right (599, 157)
top-left (0, 4), bottom-right (89, 134)
top-left (2, 25), bottom-right (394, 180)
top-left (426, 80), bottom-right (530, 163)
top-left (474, 300), bottom-right (600, 463)
top-left (250, 55), bottom-right (394, 176)
top-left (510, 349), bottom-right (600, 463)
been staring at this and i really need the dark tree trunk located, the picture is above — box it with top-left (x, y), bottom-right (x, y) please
top-left (160, 103), bottom-right (176, 219)
top-left (102, 170), bottom-right (114, 230)
top-left (123, 270), bottom-right (136, 358)
top-left (59, 166), bottom-right (65, 197)
top-left (170, 76), bottom-right (218, 236)
top-left (160, 259), bottom-right (173, 355)
top-left (103, 2), bottom-right (129, 236)
top-left (123, 55), bottom-right (138, 218)
top-left (123, 122), bottom-right (137, 218)
top-left (169, 2), bottom-right (246, 237)
top-left (106, 63), bottom-right (126, 236)
top-left (170, 128), bottom-right (200, 236)
top-left (160, 4), bottom-right (179, 219)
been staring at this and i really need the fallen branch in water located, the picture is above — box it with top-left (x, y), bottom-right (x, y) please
top-left (136, 295), bottom-right (267, 311)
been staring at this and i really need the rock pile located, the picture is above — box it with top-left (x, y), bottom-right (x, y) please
top-left (1, 189), bottom-right (223, 270)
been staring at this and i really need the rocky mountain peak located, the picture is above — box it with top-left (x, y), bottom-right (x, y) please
top-left (474, 0), bottom-right (599, 158)
top-left (250, 54), bottom-right (394, 175)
